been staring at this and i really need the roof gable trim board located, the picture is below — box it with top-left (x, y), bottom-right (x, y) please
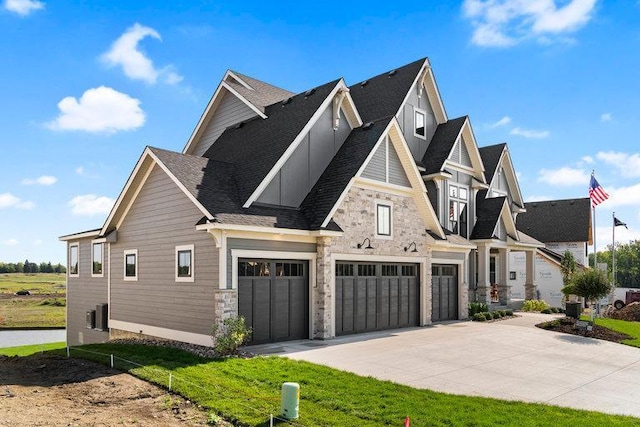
top-left (398, 60), bottom-right (447, 125)
top-left (225, 70), bottom-right (254, 91)
top-left (243, 79), bottom-right (353, 208)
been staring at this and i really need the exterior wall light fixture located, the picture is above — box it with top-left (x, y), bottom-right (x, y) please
top-left (357, 238), bottom-right (374, 249)
top-left (404, 242), bottom-right (418, 253)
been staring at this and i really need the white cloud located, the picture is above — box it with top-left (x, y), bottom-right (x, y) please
top-left (593, 224), bottom-right (640, 251)
top-left (581, 155), bottom-right (594, 164)
top-left (22, 175), bottom-right (57, 186)
top-left (0, 192), bottom-right (34, 209)
top-left (69, 194), bottom-right (114, 216)
top-left (600, 113), bottom-right (612, 122)
top-left (462, 0), bottom-right (598, 47)
top-left (525, 195), bottom-right (553, 202)
top-left (75, 166), bottom-right (84, 175)
top-left (101, 23), bottom-right (183, 85)
top-left (605, 183), bottom-right (640, 208)
top-left (47, 86), bottom-right (145, 134)
top-left (537, 167), bottom-right (589, 186)
top-left (510, 127), bottom-right (550, 139)
top-left (596, 151), bottom-right (640, 178)
top-left (490, 116), bottom-right (512, 128)
top-left (3, 238), bottom-right (20, 246)
top-left (34, 239), bottom-right (42, 246)
top-left (3, 0), bottom-right (44, 16)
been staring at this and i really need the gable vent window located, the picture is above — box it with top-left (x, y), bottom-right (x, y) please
top-left (448, 184), bottom-right (468, 238)
top-left (376, 202), bottom-right (392, 238)
top-left (414, 108), bottom-right (427, 139)
top-left (175, 245), bottom-right (194, 282)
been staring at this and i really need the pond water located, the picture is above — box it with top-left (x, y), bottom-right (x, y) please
top-left (0, 329), bottom-right (65, 348)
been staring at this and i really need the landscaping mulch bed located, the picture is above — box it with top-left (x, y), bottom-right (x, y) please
top-left (536, 316), bottom-right (633, 343)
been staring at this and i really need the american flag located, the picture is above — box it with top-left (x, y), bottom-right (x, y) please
top-left (589, 174), bottom-right (609, 207)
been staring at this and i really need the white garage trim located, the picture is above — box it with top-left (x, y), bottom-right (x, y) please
top-left (231, 249), bottom-right (316, 341)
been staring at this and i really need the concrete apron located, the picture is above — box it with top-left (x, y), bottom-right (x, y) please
top-left (249, 313), bottom-right (640, 418)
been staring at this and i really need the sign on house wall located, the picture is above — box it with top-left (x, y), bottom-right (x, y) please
top-left (545, 242), bottom-right (587, 265)
top-left (509, 252), bottom-right (564, 308)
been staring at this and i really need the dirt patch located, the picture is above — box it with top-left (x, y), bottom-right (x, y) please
top-left (536, 316), bottom-right (633, 343)
top-left (0, 354), bottom-right (219, 426)
top-left (610, 302), bottom-right (640, 322)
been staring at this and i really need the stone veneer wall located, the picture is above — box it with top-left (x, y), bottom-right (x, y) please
top-left (314, 186), bottom-right (433, 339)
top-left (214, 289), bottom-right (238, 329)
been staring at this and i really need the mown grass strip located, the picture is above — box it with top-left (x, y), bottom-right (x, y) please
top-left (593, 318), bottom-right (640, 348)
top-left (0, 341), bottom-right (66, 356)
top-left (70, 343), bottom-right (639, 427)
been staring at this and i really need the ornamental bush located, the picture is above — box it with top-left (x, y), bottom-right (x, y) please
top-left (468, 302), bottom-right (489, 317)
top-left (522, 299), bottom-right (550, 312)
top-left (473, 313), bottom-right (487, 322)
top-left (211, 316), bottom-right (252, 356)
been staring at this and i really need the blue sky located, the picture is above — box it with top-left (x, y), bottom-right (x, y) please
top-left (1, 0), bottom-right (638, 264)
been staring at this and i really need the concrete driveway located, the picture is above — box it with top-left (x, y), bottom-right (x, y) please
top-left (250, 313), bottom-right (640, 418)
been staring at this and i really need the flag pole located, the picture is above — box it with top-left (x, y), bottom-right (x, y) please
top-left (612, 211), bottom-right (616, 288)
top-left (593, 205), bottom-right (597, 268)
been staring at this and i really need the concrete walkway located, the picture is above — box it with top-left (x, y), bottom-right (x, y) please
top-left (250, 313), bottom-right (640, 418)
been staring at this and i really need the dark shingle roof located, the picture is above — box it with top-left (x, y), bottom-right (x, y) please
top-left (478, 143), bottom-right (506, 184)
top-left (203, 79), bottom-right (341, 204)
top-left (150, 147), bottom-right (319, 230)
top-left (516, 198), bottom-right (591, 243)
top-left (300, 117), bottom-right (393, 229)
top-left (421, 116), bottom-right (467, 175)
top-left (349, 58), bottom-right (426, 123)
top-left (471, 191), bottom-right (506, 240)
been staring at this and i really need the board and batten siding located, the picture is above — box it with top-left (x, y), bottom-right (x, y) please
top-left (361, 137), bottom-right (411, 187)
top-left (257, 105), bottom-right (352, 207)
top-left (397, 81), bottom-right (437, 161)
top-left (191, 91), bottom-right (258, 157)
top-left (66, 238), bottom-right (109, 346)
top-left (110, 166), bottom-right (219, 336)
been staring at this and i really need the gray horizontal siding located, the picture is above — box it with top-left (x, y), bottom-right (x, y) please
top-left (192, 91), bottom-right (258, 157)
top-left (66, 238), bottom-right (109, 346)
top-left (110, 166), bottom-right (219, 336)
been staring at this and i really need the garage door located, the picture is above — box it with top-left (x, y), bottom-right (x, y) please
top-left (238, 259), bottom-right (308, 345)
top-left (335, 262), bottom-right (419, 335)
top-left (431, 264), bottom-right (458, 322)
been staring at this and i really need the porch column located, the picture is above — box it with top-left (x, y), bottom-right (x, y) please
top-left (524, 250), bottom-right (537, 300)
top-left (476, 245), bottom-right (490, 304)
top-left (497, 248), bottom-right (510, 304)
top-left (314, 237), bottom-right (333, 339)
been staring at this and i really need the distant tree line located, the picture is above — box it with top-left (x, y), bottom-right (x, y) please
top-left (589, 239), bottom-right (640, 288)
top-left (0, 259), bottom-right (66, 274)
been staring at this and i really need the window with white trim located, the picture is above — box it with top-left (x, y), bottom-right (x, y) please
top-left (124, 249), bottom-right (138, 281)
top-left (175, 245), bottom-right (194, 282)
top-left (376, 202), bottom-right (392, 237)
top-left (92, 242), bottom-right (103, 277)
top-left (448, 184), bottom-right (468, 238)
top-left (69, 243), bottom-right (79, 277)
top-left (414, 108), bottom-right (427, 139)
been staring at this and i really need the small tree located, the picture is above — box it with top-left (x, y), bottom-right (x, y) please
top-left (570, 268), bottom-right (611, 305)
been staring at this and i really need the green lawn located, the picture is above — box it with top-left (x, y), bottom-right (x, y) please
top-left (66, 343), bottom-right (639, 427)
top-left (0, 341), bottom-right (66, 356)
top-left (0, 273), bottom-right (66, 328)
top-left (593, 318), bottom-right (640, 348)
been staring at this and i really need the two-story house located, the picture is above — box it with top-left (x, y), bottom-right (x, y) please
top-left (60, 58), bottom-right (544, 347)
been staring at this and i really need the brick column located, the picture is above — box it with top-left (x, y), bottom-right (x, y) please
top-left (314, 237), bottom-right (333, 339)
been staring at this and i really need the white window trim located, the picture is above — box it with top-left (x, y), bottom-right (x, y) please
top-left (448, 183), bottom-right (469, 238)
top-left (414, 107), bottom-right (427, 140)
top-left (375, 200), bottom-right (393, 239)
top-left (175, 244), bottom-right (195, 283)
top-left (68, 242), bottom-right (79, 278)
top-left (91, 241), bottom-right (104, 278)
top-left (124, 249), bottom-right (138, 281)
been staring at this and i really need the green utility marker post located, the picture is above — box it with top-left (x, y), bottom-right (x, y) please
top-left (280, 382), bottom-right (300, 420)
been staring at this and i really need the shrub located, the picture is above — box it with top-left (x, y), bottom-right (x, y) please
top-left (211, 316), bottom-right (252, 356)
top-left (492, 311), bottom-right (502, 319)
top-left (541, 308), bottom-right (552, 314)
top-left (498, 310), bottom-right (507, 317)
top-left (522, 299), bottom-right (550, 312)
top-left (505, 309), bottom-right (514, 316)
top-left (472, 313), bottom-right (486, 322)
top-left (468, 302), bottom-right (489, 317)
top-left (484, 312), bottom-right (494, 320)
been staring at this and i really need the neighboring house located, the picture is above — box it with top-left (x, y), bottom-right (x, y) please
top-left (510, 198), bottom-right (592, 307)
top-left (60, 58), bottom-right (560, 347)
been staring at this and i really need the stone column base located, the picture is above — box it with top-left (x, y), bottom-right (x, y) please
top-left (525, 283), bottom-right (537, 300)
top-left (497, 284), bottom-right (511, 305)
top-left (475, 286), bottom-right (491, 304)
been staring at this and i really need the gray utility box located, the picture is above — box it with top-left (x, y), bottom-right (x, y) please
top-left (95, 303), bottom-right (108, 331)
top-left (86, 310), bottom-right (96, 329)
